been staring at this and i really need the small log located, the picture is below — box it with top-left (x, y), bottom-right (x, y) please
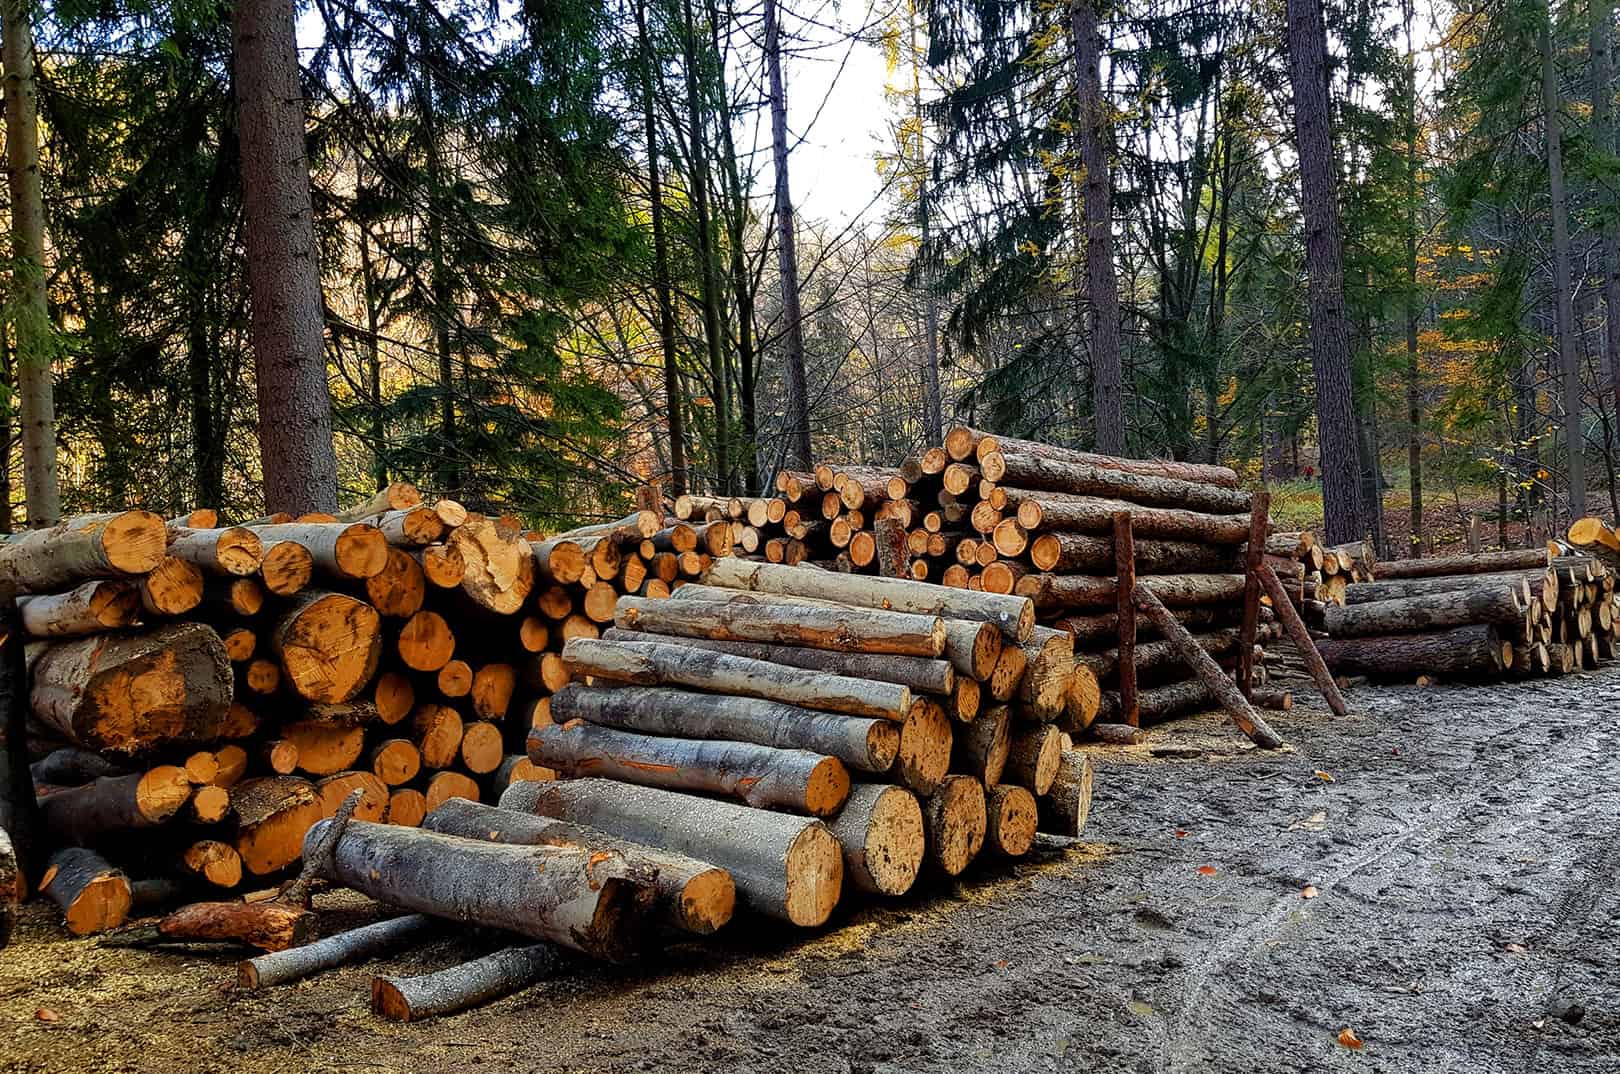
top-left (424, 771), bottom-right (481, 811)
top-left (501, 778), bottom-right (843, 927)
top-left (258, 539), bottom-right (315, 596)
top-left (529, 721), bottom-right (850, 816)
top-left (336, 482), bottom-right (422, 521)
top-left (40, 846), bottom-right (131, 934)
top-left (616, 596), bottom-right (946, 657)
top-left (397, 609), bottom-right (455, 673)
top-left (1134, 585), bottom-right (1283, 749)
top-left (1065, 665), bottom-right (1102, 730)
top-left (826, 784), bottom-right (924, 897)
top-left (896, 698), bottom-right (953, 795)
top-left (372, 944), bottom-right (561, 1023)
top-left (952, 705), bottom-right (1011, 784)
top-left (240, 913), bottom-right (435, 990)
top-left (247, 522), bottom-right (389, 580)
top-left (233, 776), bottom-right (324, 876)
top-left (563, 637), bottom-right (910, 720)
top-left (551, 683), bottom-right (898, 774)
top-left (315, 772), bottom-right (389, 820)
top-left (983, 784), bottom-right (1038, 856)
top-left (166, 526), bottom-right (265, 576)
top-left (1088, 722), bottom-right (1142, 745)
top-left (18, 580), bottom-right (139, 637)
top-left (271, 591), bottom-right (383, 703)
top-left (415, 543), bottom-right (465, 588)
top-left (0, 511), bottom-right (167, 593)
top-left (1005, 725), bottom-right (1062, 795)
top-left (282, 720), bottom-right (365, 776)
top-left (923, 775), bottom-right (986, 876)
top-left (305, 819), bottom-right (653, 959)
top-left (39, 767), bottom-right (192, 844)
top-left (422, 799), bottom-right (736, 935)
top-left (412, 703), bottom-right (464, 770)
top-left (1018, 572), bottom-right (1248, 610)
top-left (1028, 532), bottom-right (1239, 573)
top-left (1037, 750), bottom-right (1094, 837)
top-left (962, 427), bottom-right (1240, 486)
top-left (181, 839), bottom-right (244, 889)
top-left (29, 622), bottom-right (233, 753)
top-left (1371, 547), bottom-right (1549, 579)
top-left (460, 721), bottom-right (504, 775)
top-left (365, 547), bottom-right (427, 618)
top-left (436, 658), bottom-right (473, 698)
top-left (386, 788), bottom-right (427, 827)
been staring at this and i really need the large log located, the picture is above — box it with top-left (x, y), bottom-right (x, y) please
top-left (923, 775), bottom-right (986, 876)
top-left (17, 580), bottom-right (139, 637)
top-left (959, 427), bottom-right (1241, 487)
top-left (1314, 625), bottom-right (1511, 679)
top-left (1320, 586), bottom-right (1527, 637)
top-left (1019, 572), bottom-right (1247, 610)
top-left (1028, 532), bottom-right (1241, 574)
top-left (551, 683), bottom-right (897, 774)
top-left (600, 627), bottom-right (953, 695)
top-left (1037, 750), bottom-right (1094, 837)
top-left (1007, 490), bottom-right (1251, 543)
top-left (0, 511), bottom-right (167, 593)
top-left (38, 767), bottom-right (192, 844)
top-left (247, 522), bottom-right (389, 580)
top-left (562, 637), bottom-right (910, 721)
top-left (234, 776), bottom-right (324, 875)
top-left (306, 818), bottom-right (653, 959)
top-left (39, 846), bottom-right (131, 934)
top-left (270, 591), bottom-right (383, 703)
top-left (980, 453), bottom-right (1251, 514)
top-left (616, 595), bottom-right (945, 657)
top-left (166, 526), bottom-right (265, 576)
top-left (137, 556), bottom-right (205, 616)
top-left (448, 515), bottom-right (535, 615)
top-left (372, 944), bottom-right (560, 1023)
top-left (703, 557), bottom-right (1034, 641)
top-left (825, 784), bottom-right (924, 896)
top-left (1371, 547), bottom-right (1549, 580)
top-left (1005, 725), bottom-right (1062, 795)
top-left (29, 623), bottom-right (232, 753)
top-left (240, 913), bottom-right (435, 989)
top-left (421, 798), bottom-right (735, 935)
top-left (1341, 570), bottom-right (1546, 604)
top-left (501, 778), bottom-right (843, 927)
top-left (528, 721), bottom-right (850, 816)
top-left (1567, 517), bottom-right (1620, 571)
top-left (365, 547), bottom-right (426, 618)
top-left (258, 539), bottom-right (315, 596)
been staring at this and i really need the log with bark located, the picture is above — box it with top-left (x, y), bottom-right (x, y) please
top-left (1314, 624), bottom-right (1512, 679)
top-left (1007, 491), bottom-right (1251, 543)
top-left (38, 766), bottom-right (192, 844)
top-left (17, 580), bottom-right (140, 637)
top-left (0, 511), bottom-right (168, 593)
top-left (1320, 586), bottom-right (1528, 637)
top-left (247, 522), bottom-right (389, 580)
top-left (959, 427), bottom-right (1240, 487)
top-left (40, 846), bottom-right (132, 934)
top-left (421, 798), bottom-right (735, 935)
top-left (979, 452), bottom-right (1250, 514)
top-left (1028, 532), bottom-right (1240, 574)
top-left (240, 913), bottom-right (436, 989)
top-left (529, 720), bottom-right (850, 816)
top-left (166, 526), bottom-right (265, 577)
top-left (1371, 547), bottom-right (1549, 580)
top-left (500, 778), bottom-right (843, 927)
top-left (371, 943), bottom-right (562, 1023)
top-left (271, 591), bottom-right (383, 703)
top-left (1018, 572), bottom-right (1248, 611)
top-left (825, 783), bottom-right (924, 897)
top-left (600, 627), bottom-right (953, 694)
top-left (1037, 751), bottom-right (1094, 838)
top-left (616, 595), bottom-right (946, 657)
top-left (983, 784), bottom-right (1038, 857)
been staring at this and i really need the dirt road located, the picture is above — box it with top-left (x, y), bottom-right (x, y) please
top-left (4, 665), bottom-right (1617, 1074)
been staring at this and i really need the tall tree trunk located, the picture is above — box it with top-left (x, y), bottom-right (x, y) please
top-left (1542, 5), bottom-right (1584, 521)
top-left (638, 0), bottom-right (687, 496)
top-left (2, 0), bottom-right (60, 528)
top-left (910, 2), bottom-right (944, 444)
top-left (1593, 0), bottom-right (1620, 510)
top-left (679, 0), bottom-right (732, 492)
top-left (764, 0), bottom-right (813, 471)
top-left (1284, 0), bottom-right (1367, 543)
top-left (1404, 0), bottom-right (1423, 555)
top-left (1071, 0), bottom-right (1125, 454)
top-left (232, 0), bottom-right (339, 514)
top-left (182, 118), bottom-right (237, 511)
top-left (355, 161), bottom-right (386, 492)
top-left (0, 319), bottom-right (11, 533)
top-left (413, 33), bottom-right (458, 497)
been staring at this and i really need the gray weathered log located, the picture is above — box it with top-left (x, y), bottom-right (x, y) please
top-left (371, 943), bottom-right (562, 1022)
top-left (239, 914), bottom-right (435, 989)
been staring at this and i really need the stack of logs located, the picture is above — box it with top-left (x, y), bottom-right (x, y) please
top-left (1309, 544), bottom-right (1617, 682)
top-left (13, 485), bottom-right (630, 938)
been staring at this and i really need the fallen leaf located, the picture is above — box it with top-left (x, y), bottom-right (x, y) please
top-left (1337, 1027), bottom-right (1364, 1050)
top-left (35, 1008), bottom-right (59, 1023)
top-left (1532, 1018), bottom-right (1547, 1030)
top-left (1197, 865), bottom-right (1217, 876)
top-left (1314, 770), bottom-right (1335, 783)
top-left (1503, 942), bottom-right (1527, 954)
top-left (1174, 829), bottom-right (1188, 838)
top-left (1302, 885), bottom-right (1319, 899)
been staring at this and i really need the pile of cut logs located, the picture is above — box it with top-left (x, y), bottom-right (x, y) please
top-left (1308, 541), bottom-right (1617, 682)
top-left (10, 484), bottom-right (659, 939)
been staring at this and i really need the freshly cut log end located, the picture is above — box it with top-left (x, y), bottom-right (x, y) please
top-left (387, 788), bottom-right (428, 827)
top-left (272, 591), bottom-right (383, 703)
top-left (0, 510), bottom-right (167, 592)
top-left (923, 776), bottom-right (987, 877)
top-left (452, 516), bottom-right (536, 614)
top-left (953, 705), bottom-right (1011, 785)
top-left (412, 704), bottom-right (464, 770)
top-left (896, 699), bottom-right (953, 796)
top-left (188, 784), bottom-right (232, 824)
top-left (182, 840), bottom-right (244, 889)
top-left (258, 540), bottom-right (315, 597)
top-left (984, 784), bottom-right (1038, 857)
top-left (40, 847), bottom-right (132, 935)
top-left (366, 547), bottom-right (427, 619)
top-left (372, 944), bottom-right (561, 1023)
top-left (19, 580), bottom-right (140, 637)
top-left (1007, 726), bottom-right (1062, 795)
top-left (234, 776), bottom-right (323, 876)
top-left (29, 622), bottom-right (233, 754)
top-left (1037, 751), bottom-right (1094, 838)
top-left (1065, 665), bottom-right (1102, 731)
top-left (39, 766), bottom-right (193, 844)
top-left (316, 771), bottom-right (390, 821)
top-left (424, 771), bottom-right (482, 811)
top-left (502, 779), bottom-right (842, 927)
top-left (828, 784), bottom-right (924, 896)
top-left (397, 610), bottom-right (455, 673)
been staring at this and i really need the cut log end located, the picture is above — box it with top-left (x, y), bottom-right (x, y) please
top-left (924, 776), bottom-right (987, 877)
top-left (783, 823), bottom-right (844, 927)
top-left (984, 784), bottom-right (1038, 857)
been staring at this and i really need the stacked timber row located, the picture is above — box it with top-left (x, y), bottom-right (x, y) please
top-left (1310, 545), bottom-right (1616, 682)
top-left (13, 485), bottom-right (593, 938)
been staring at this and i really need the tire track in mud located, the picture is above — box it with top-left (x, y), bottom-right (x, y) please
top-left (1156, 681), bottom-right (1620, 1074)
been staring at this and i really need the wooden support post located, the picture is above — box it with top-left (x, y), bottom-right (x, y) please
top-left (1132, 584), bottom-right (1283, 749)
top-left (1112, 511), bottom-right (1138, 727)
top-left (1256, 563), bottom-right (1349, 717)
top-left (1238, 490), bottom-right (1270, 697)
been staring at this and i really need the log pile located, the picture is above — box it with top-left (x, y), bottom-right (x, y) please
top-left (1310, 543), bottom-right (1617, 682)
top-left (11, 486), bottom-right (589, 937)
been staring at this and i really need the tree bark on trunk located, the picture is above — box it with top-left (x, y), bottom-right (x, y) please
top-left (2, 0), bottom-right (60, 528)
top-left (910, 3), bottom-right (944, 442)
top-left (1403, 0), bottom-right (1424, 556)
top-left (240, 913), bottom-right (434, 990)
top-left (1542, 4), bottom-right (1584, 521)
top-left (1284, 0), bottom-right (1366, 543)
top-left (764, 0), bottom-right (814, 469)
top-left (1070, 0), bottom-right (1126, 453)
top-left (231, 0), bottom-right (340, 514)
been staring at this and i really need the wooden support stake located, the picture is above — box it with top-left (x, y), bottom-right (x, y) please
top-left (1256, 563), bottom-right (1349, 717)
top-left (1238, 490), bottom-right (1270, 697)
top-left (1132, 584), bottom-right (1283, 749)
top-left (1112, 512), bottom-right (1138, 727)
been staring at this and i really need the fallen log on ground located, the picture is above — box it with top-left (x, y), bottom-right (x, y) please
top-left (239, 913), bottom-right (436, 989)
top-left (371, 943), bottom-right (562, 1023)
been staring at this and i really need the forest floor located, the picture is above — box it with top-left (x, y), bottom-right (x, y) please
top-left (4, 664), bottom-right (1619, 1074)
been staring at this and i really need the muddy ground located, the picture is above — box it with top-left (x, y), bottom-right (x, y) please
top-left (3, 664), bottom-right (1618, 1074)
